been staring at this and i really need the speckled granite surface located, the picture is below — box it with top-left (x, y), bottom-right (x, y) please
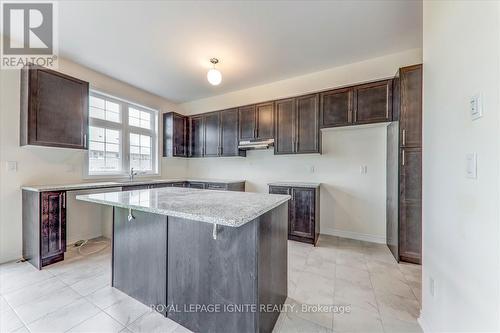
top-left (268, 182), bottom-right (321, 188)
top-left (76, 187), bottom-right (290, 227)
top-left (22, 178), bottom-right (245, 192)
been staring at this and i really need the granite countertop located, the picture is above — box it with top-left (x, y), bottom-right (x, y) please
top-left (268, 181), bottom-right (321, 188)
top-left (76, 187), bottom-right (290, 227)
top-left (22, 178), bottom-right (246, 192)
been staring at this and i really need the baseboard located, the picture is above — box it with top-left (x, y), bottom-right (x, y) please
top-left (321, 227), bottom-right (386, 244)
top-left (417, 311), bottom-right (430, 333)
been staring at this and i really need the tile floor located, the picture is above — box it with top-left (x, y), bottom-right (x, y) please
top-left (0, 235), bottom-right (421, 333)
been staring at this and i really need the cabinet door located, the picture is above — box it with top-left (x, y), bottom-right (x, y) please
top-left (320, 88), bottom-right (353, 128)
top-left (256, 102), bottom-right (274, 140)
top-left (354, 80), bottom-right (392, 124)
top-left (290, 188), bottom-right (315, 240)
top-left (173, 114), bottom-right (188, 157)
top-left (41, 191), bottom-right (66, 261)
top-left (238, 105), bottom-right (257, 140)
top-left (22, 67), bottom-right (89, 149)
top-left (189, 116), bottom-right (204, 157)
top-left (274, 98), bottom-right (295, 154)
top-left (296, 94), bottom-right (320, 154)
top-left (220, 108), bottom-right (241, 157)
top-left (206, 183), bottom-right (227, 191)
top-left (400, 65), bottom-right (422, 148)
top-left (203, 112), bottom-right (220, 157)
top-left (399, 148), bottom-right (422, 264)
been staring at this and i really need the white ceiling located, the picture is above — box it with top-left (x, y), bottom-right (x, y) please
top-left (59, 1), bottom-right (422, 103)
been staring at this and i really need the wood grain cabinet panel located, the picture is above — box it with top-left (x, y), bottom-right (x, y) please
top-left (269, 185), bottom-right (320, 245)
top-left (399, 148), bottom-right (422, 264)
top-left (354, 80), bottom-right (392, 124)
top-left (21, 65), bottom-right (89, 149)
top-left (274, 98), bottom-right (295, 154)
top-left (399, 65), bottom-right (423, 148)
top-left (220, 108), bottom-right (245, 157)
top-left (203, 112), bottom-right (220, 157)
top-left (256, 102), bottom-right (274, 139)
top-left (320, 88), bottom-right (353, 128)
top-left (189, 116), bottom-right (204, 157)
top-left (40, 191), bottom-right (66, 266)
top-left (238, 105), bottom-right (257, 141)
top-left (296, 94), bottom-right (320, 154)
top-left (163, 112), bottom-right (188, 157)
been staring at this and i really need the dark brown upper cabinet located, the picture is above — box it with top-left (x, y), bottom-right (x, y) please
top-left (274, 98), bottom-right (295, 154)
top-left (238, 105), bottom-right (256, 140)
top-left (275, 95), bottom-right (320, 155)
top-left (220, 108), bottom-right (246, 157)
top-left (203, 112), bottom-right (220, 157)
top-left (21, 65), bottom-right (89, 149)
top-left (238, 102), bottom-right (274, 141)
top-left (189, 116), bottom-right (204, 157)
top-left (320, 87), bottom-right (353, 128)
top-left (163, 112), bottom-right (188, 157)
top-left (296, 94), bottom-right (320, 154)
top-left (353, 79), bottom-right (393, 125)
top-left (397, 64), bottom-right (422, 148)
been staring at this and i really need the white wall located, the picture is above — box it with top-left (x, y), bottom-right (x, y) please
top-left (175, 49), bottom-right (423, 243)
top-left (0, 58), bottom-right (180, 264)
top-left (421, 1), bottom-right (500, 331)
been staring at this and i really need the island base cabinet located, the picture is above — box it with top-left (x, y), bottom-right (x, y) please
top-left (167, 203), bottom-right (288, 333)
top-left (112, 208), bottom-right (167, 315)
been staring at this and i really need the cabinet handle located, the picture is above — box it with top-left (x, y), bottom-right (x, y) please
top-left (83, 134), bottom-right (87, 148)
top-left (173, 146), bottom-right (177, 156)
top-left (386, 89), bottom-right (389, 119)
top-left (402, 149), bottom-right (405, 166)
top-left (402, 129), bottom-right (406, 146)
top-left (63, 192), bottom-right (66, 209)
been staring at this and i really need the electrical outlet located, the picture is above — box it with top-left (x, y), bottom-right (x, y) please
top-left (360, 165), bottom-right (368, 174)
top-left (309, 165), bottom-right (315, 173)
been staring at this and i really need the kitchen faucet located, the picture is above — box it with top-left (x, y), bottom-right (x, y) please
top-left (129, 167), bottom-right (139, 181)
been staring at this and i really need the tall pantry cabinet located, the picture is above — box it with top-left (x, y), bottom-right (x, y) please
top-left (387, 64), bottom-right (423, 264)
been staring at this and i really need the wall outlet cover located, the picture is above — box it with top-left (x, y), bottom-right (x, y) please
top-left (470, 94), bottom-right (483, 120)
top-left (466, 153), bottom-right (477, 179)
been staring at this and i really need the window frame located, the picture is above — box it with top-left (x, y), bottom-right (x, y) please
top-left (84, 90), bottom-right (159, 178)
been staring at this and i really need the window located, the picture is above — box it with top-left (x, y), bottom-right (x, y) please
top-left (87, 91), bottom-right (158, 176)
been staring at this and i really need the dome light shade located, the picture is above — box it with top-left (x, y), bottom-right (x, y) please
top-left (207, 68), bottom-right (222, 85)
top-left (207, 58), bottom-right (222, 86)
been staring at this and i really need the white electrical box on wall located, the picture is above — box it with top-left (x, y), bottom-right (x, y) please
top-left (466, 153), bottom-right (477, 179)
top-left (470, 94), bottom-right (483, 120)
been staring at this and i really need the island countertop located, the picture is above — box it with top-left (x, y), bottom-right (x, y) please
top-left (76, 187), bottom-right (290, 227)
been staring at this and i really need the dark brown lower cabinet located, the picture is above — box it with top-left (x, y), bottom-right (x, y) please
top-left (269, 185), bottom-right (320, 245)
top-left (399, 148), bottom-right (422, 264)
top-left (23, 190), bottom-right (66, 269)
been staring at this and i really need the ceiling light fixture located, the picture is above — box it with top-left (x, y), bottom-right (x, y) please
top-left (207, 58), bottom-right (222, 86)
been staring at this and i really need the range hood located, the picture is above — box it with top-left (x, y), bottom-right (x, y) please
top-left (238, 138), bottom-right (274, 150)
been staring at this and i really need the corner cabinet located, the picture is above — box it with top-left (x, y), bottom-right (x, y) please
top-left (274, 94), bottom-right (320, 155)
top-left (23, 190), bottom-right (67, 269)
top-left (163, 112), bottom-right (188, 157)
top-left (20, 65), bottom-right (89, 149)
top-left (269, 184), bottom-right (320, 245)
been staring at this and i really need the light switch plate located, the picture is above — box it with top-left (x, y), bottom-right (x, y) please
top-left (466, 153), bottom-right (477, 179)
top-left (470, 94), bottom-right (482, 120)
top-left (6, 161), bottom-right (17, 172)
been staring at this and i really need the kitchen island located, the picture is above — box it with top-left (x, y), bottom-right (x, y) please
top-left (76, 187), bottom-right (289, 333)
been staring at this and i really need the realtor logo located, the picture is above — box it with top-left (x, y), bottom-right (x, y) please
top-left (1, 1), bottom-right (58, 69)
